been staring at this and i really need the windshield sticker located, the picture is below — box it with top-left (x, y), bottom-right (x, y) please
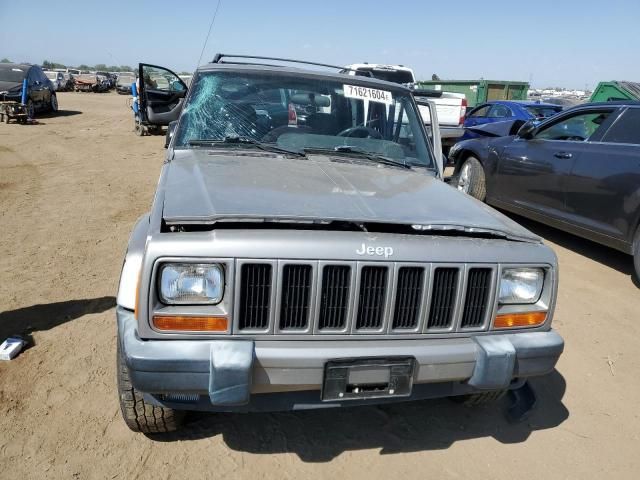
top-left (343, 84), bottom-right (393, 105)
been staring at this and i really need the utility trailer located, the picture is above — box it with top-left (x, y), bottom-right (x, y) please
top-left (0, 101), bottom-right (28, 124)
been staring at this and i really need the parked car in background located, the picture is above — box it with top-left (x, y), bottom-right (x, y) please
top-left (115, 53), bottom-right (564, 433)
top-left (53, 68), bottom-right (73, 90)
top-left (116, 74), bottom-right (135, 94)
top-left (44, 70), bottom-right (65, 91)
top-left (463, 101), bottom-right (562, 138)
top-left (0, 63), bottom-right (58, 117)
top-left (343, 63), bottom-right (468, 151)
top-left (450, 101), bottom-right (640, 278)
top-left (95, 71), bottom-right (114, 89)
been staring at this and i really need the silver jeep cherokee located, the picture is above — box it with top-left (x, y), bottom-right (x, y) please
top-left (116, 55), bottom-right (564, 433)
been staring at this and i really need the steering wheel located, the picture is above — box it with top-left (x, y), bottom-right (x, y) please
top-left (337, 126), bottom-right (382, 139)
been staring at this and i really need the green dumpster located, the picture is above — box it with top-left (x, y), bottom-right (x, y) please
top-left (589, 81), bottom-right (640, 102)
top-left (415, 80), bottom-right (530, 107)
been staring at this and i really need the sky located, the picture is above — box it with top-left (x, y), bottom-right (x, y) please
top-left (1, 0), bottom-right (639, 90)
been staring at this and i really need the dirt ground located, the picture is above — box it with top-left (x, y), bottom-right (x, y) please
top-left (1, 92), bottom-right (639, 479)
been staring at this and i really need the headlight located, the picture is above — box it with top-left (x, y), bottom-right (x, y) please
top-left (159, 263), bottom-right (224, 304)
top-left (499, 268), bottom-right (543, 304)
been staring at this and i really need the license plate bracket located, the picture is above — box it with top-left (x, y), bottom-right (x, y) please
top-left (322, 357), bottom-right (415, 402)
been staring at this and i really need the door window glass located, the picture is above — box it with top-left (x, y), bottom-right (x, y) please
top-left (141, 65), bottom-right (185, 92)
top-left (468, 105), bottom-right (490, 118)
top-left (600, 109), bottom-right (640, 145)
top-left (535, 111), bottom-right (612, 141)
top-left (487, 104), bottom-right (511, 118)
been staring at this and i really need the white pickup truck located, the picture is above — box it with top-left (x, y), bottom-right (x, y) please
top-left (342, 64), bottom-right (467, 150)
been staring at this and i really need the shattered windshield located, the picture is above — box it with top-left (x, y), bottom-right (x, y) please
top-left (174, 71), bottom-right (434, 168)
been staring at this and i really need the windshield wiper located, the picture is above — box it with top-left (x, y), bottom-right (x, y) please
top-left (303, 146), bottom-right (411, 170)
top-left (188, 136), bottom-right (305, 156)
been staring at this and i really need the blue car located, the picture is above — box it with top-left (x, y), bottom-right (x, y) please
top-left (462, 100), bottom-right (562, 139)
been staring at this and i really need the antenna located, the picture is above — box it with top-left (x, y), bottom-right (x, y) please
top-left (196, 0), bottom-right (222, 70)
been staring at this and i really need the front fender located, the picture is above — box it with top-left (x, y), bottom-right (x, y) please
top-left (450, 140), bottom-right (490, 175)
top-left (116, 214), bottom-right (150, 309)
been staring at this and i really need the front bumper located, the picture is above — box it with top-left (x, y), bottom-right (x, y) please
top-left (117, 307), bottom-right (563, 411)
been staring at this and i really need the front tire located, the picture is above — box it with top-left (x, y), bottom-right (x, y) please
top-left (457, 156), bottom-right (487, 201)
top-left (50, 93), bottom-right (58, 113)
top-left (117, 341), bottom-right (184, 433)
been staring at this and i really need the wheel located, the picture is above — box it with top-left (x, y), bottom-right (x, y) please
top-left (49, 93), bottom-right (58, 113)
top-left (117, 340), bottom-right (184, 433)
top-left (456, 156), bottom-right (486, 201)
top-left (633, 227), bottom-right (640, 282)
top-left (26, 99), bottom-right (35, 119)
top-left (134, 116), bottom-right (145, 136)
top-left (452, 390), bottom-right (507, 406)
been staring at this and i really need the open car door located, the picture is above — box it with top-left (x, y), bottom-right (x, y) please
top-left (414, 97), bottom-right (444, 178)
top-left (138, 63), bottom-right (188, 127)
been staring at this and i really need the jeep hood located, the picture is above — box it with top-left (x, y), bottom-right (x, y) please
top-left (162, 150), bottom-right (539, 242)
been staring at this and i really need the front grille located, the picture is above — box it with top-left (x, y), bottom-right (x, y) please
top-left (236, 260), bottom-right (497, 335)
top-left (318, 265), bottom-right (351, 330)
top-left (279, 264), bottom-right (312, 330)
top-left (427, 268), bottom-right (459, 329)
top-left (392, 267), bottom-right (424, 329)
top-left (461, 268), bottom-right (492, 328)
top-left (238, 263), bottom-right (272, 330)
top-left (356, 266), bottom-right (388, 330)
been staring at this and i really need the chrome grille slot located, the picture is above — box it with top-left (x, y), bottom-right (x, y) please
top-left (461, 268), bottom-right (492, 328)
top-left (427, 267), bottom-right (459, 329)
top-left (279, 264), bottom-right (312, 330)
top-left (318, 265), bottom-right (351, 330)
top-left (356, 266), bottom-right (388, 330)
top-left (238, 263), bottom-right (272, 330)
top-left (392, 267), bottom-right (424, 329)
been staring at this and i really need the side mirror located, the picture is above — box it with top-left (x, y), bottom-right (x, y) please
top-left (517, 121), bottom-right (537, 139)
top-left (165, 121), bottom-right (178, 149)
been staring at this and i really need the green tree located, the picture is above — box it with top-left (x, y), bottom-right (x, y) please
top-left (42, 59), bottom-right (53, 69)
top-left (120, 65), bottom-right (134, 72)
top-left (94, 63), bottom-right (108, 71)
top-left (0, 58), bottom-right (11, 63)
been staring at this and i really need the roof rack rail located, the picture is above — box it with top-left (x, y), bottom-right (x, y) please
top-left (210, 53), bottom-right (364, 74)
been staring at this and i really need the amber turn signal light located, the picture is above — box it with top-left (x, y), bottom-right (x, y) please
top-left (494, 311), bottom-right (547, 329)
top-left (152, 315), bottom-right (228, 332)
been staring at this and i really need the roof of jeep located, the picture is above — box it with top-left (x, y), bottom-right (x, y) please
top-left (195, 62), bottom-right (412, 91)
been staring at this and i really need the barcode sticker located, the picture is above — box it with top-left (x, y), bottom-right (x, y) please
top-left (343, 85), bottom-right (393, 105)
